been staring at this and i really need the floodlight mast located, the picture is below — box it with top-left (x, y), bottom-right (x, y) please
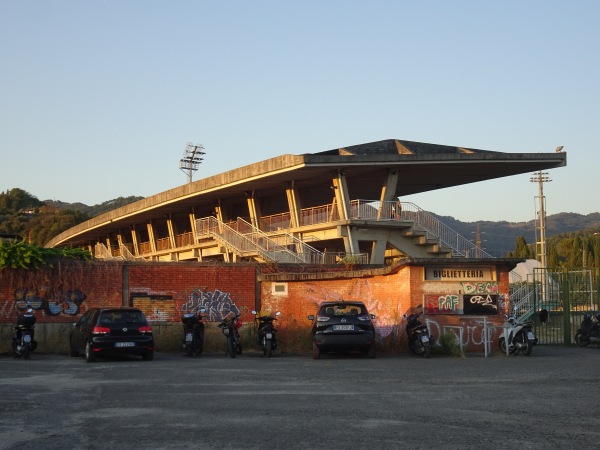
top-left (530, 170), bottom-right (552, 268)
top-left (179, 142), bottom-right (205, 184)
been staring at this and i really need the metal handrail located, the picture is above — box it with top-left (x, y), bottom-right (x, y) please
top-left (394, 201), bottom-right (493, 258)
top-left (196, 217), bottom-right (306, 263)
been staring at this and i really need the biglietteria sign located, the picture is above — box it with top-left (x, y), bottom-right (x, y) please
top-left (425, 267), bottom-right (493, 281)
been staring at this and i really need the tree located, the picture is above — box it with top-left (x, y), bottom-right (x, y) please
top-left (511, 236), bottom-right (532, 259)
top-left (568, 236), bottom-right (583, 268)
top-left (0, 188), bottom-right (43, 213)
top-left (547, 242), bottom-right (560, 268)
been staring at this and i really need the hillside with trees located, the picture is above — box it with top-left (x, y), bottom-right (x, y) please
top-left (0, 188), bottom-right (142, 246)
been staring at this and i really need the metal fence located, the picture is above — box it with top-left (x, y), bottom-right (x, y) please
top-left (530, 268), bottom-right (599, 345)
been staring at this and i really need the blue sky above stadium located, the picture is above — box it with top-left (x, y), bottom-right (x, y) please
top-left (1, 1), bottom-right (597, 222)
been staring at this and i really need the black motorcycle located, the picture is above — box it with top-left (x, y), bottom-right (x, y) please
top-left (218, 313), bottom-right (243, 358)
top-left (181, 308), bottom-right (206, 357)
top-left (575, 313), bottom-right (600, 347)
top-left (13, 310), bottom-right (37, 359)
top-left (403, 310), bottom-right (434, 358)
top-left (252, 310), bottom-right (280, 357)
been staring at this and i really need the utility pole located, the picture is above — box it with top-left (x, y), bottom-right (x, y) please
top-left (530, 171), bottom-right (551, 268)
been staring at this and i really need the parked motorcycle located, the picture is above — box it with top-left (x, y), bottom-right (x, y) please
top-left (498, 309), bottom-right (538, 356)
top-left (575, 312), bottom-right (600, 347)
top-left (218, 312), bottom-right (243, 358)
top-left (13, 308), bottom-right (37, 359)
top-left (252, 310), bottom-right (280, 357)
top-left (181, 307), bottom-right (206, 357)
top-left (403, 310), bottom-right (434, 358)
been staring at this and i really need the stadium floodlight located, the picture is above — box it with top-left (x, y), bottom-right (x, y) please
top-left (179, 142), bottom-right (205, 183)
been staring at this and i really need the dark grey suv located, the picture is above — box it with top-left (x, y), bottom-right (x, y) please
top-left (308, 301), bottom-right (376, 359)
top-left (70, 307), bottom-right (154, 362)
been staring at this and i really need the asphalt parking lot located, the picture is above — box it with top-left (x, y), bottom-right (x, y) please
top-left (1, 346), bottom-right (599, 450)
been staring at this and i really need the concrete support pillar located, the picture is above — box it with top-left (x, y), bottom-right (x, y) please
top-left (286, 182), bottom-right (301, 228)
top-left (116, 233), bottom-right (124, 257)
top-left (246, 190), bottom-right (261, 230)
top-left (166, 214), bottom-right (176, 249)
top-left (147, 221), bottom-right (157, 253)
top-left (130, 226), bottom-right (140, 256)
top-left (378, 170), bottom-right (399, 219)
top-left (371, 239), bottom-right (387, 265)
top-left (189, 210), bottom-right (197, 239)
top-left (332, 170), bottom-right (358, 254)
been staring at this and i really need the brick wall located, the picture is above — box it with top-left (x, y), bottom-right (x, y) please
top-left (0, 261), bottom-right (257, 325)
top-left (259, 264), bottom-right (511, 353)
top-left (1, 260), bottom-right (513, 354)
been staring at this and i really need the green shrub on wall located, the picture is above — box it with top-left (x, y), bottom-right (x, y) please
top-left (0, 240), bottom-right (91, 269)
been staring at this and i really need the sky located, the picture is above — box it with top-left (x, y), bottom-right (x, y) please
top-left (1, 1), bottom-right (598, 223)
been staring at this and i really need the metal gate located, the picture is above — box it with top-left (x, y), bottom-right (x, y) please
top-left (531, 268), bottom-right (599, 344)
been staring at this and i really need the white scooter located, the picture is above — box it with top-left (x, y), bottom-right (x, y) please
top-left (498, 308), bottom-right (538, 356)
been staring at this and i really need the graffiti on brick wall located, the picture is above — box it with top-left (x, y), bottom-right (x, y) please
top-left (130, 293), bottom-right (176, 321)
top-left (424, 316), bottom-right (501, 347)
top-left (181, 288), bottom-right (243, 322)
top-left (463, 294), bottom-right (498, 315)
top-left (462, 281), bottom-right (498, 295)
top-left (295, 281), bottom-right (509, 348)
top-left (424, 294), bottom-right (460, 314)
top-left (6, 288), bottom-right (87, 317)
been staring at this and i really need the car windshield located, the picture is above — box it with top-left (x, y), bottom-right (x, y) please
top-left (320, 304), bottom-right (366, 316)
top-left (99, 311), bottom-right (145, 325)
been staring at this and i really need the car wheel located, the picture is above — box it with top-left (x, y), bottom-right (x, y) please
top-left (143, 351), bottom-right (154, 361)
top-left (85, 341), bottom-right (96, 362)
top-left (312, 342), bottom-right (321, 360)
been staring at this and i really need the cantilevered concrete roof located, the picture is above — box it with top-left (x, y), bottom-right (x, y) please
top-left (46, 139), bottom-right (566, 248)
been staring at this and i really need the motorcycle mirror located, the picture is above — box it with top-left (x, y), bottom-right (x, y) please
top-left (275, 311), bottom-right (281, 316)
top-left (252, 310), bottom-right (257, 315)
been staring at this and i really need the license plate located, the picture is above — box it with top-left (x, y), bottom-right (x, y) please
top-left (420, 335), bottom-right (430, 343)
top-left (333, 324), bottom-right (354, 331)
top-left (527, 332), bottom-right (535, 340)
top-left (185, 333), bottom-right (193, 342)
top-left (115, 342), bottom-right (135, 348)
top-left (265, 332), bottom-right (273, 339)
top-left (223, 327), bottom-right (230, 335)
top-left (24, 335), bottom-right (31, 343)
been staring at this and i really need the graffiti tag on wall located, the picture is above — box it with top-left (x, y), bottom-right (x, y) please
top-left (462, 281), bottom-right (498, 295)
top-left (463, 294), bottom-right (498, 315)
top-left (424, 294), bottom-right (460, 314)
top-left (12, 288), bottom-right (86, 316)
top-left (181, 288), bottom-right (242, 322)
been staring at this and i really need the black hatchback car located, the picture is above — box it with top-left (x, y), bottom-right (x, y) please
top-left (308, 301), bottom-right (376, 359)
top-left (70, 307), bottom-right (154, 362)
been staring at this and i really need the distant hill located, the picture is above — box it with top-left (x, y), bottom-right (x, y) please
top-left (44, 196), bottom-right (144, 217)
top-left (434, 212), bottom-right (600, 257)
